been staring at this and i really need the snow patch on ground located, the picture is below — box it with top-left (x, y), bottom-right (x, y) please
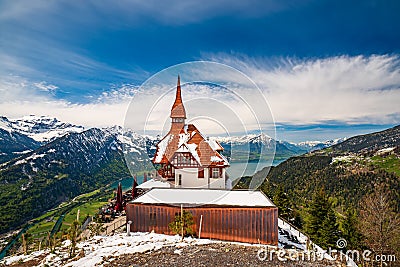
top-left (2, 221), bottom-right (353, 266)
top-left (1, 250), bottom-right (46, 265)
top-left (331, 155), bottom-right (358, 164)
top-left (376, 147), bottom-right (395, 155)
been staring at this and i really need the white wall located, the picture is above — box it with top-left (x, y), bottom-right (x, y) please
top-left (174, 167), bottom-right (226, 189)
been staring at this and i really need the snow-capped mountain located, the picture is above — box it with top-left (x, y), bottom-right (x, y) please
top-left (212, 133), bottom-right (274, 145)
top-left (202, 133), bottom-right (348, 162)
top-left (0, 125), bottom-right (156, 234)
top-left (0, 127), bottom-right (40, 164)
top-left (213, 134), bottom-right (346, 153)
top-left (0, 115), bottom-right (84, 143)
top-left (296, 138), bottom-right (347, 151)
top-left (0, 115), bottom-right (349, 168)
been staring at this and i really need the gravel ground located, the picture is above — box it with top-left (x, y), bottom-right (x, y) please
top-left (102, 243), bottom-right (346, 267)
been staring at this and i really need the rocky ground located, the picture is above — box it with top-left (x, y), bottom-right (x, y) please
top-left (1, 224), bottom-right (349, 267)
top-left (102, 243), bottom-right (345, 267)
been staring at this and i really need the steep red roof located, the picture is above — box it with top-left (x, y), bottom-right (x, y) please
top-left (152, 124), bottom-right (229, 167)
top-left (170, 75), bottom-right (186, 119)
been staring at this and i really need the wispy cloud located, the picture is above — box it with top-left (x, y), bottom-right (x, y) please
top-left (0, 54), bottom-right (399, 140)
top-left (206, 53), bottom-right (400, 125)
top-left (0, 39), bottom-right (148, 103)
top-left (34, 81), bottom-right (58, 92)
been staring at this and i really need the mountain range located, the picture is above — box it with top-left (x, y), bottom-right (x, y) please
top-left (0, 115), bottom-right (344, 165)
top-left (0, 115), bottom-right (347, 233)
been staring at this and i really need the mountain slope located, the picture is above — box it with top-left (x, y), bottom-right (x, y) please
top-left (0, 128), bottom-right (151, 234)
top-left (331, 125), bottom-right (400, 153)
top-left (0, 116), bottom-right (84, 163)
top-left (0, 129), bottom-right (40, 164)
top-left (260, 124), bottom-right (400, 214)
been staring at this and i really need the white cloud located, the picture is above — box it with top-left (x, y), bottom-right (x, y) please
top-left (0, 54), bottom-right (399, 135)
top-left (0, 77), bottom-right (128, 128)
top-left (34, 81), bottom-right (58, 92)
top-left (207, 54), bottom-right (400, 125)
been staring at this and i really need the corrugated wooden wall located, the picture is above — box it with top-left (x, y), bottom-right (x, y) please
top-left (126, 204), bottom-right (278, 245)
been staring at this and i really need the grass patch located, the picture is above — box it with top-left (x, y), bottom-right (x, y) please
top-left (59, 200), bottom-right (107, 232)
top-left (75, 189), bottom-right (101, 201)
top-left (370, 155), bottom-right (400, 176)
top-left (28, 221), bottom-right (55, 237)
top-left (30, 209), bottom-right (58, 223)
top-left (24, 189), bottom-right (110, 238)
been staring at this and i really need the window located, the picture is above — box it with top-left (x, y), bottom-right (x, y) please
top-left (172, 118), bottom-right (184, 123)
top-left (174, 153), bottom-right (198, 167)
top-left (210, 167), bottom-right (220, 178)
top-left (163, 164), bottom-right (174, 177)
top-left (178, 174), bottom-right (182, 186)
top-left (198, 168), bottom-right (204, 178)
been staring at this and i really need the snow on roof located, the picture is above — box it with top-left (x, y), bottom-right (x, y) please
top-left (137, 179), bottom-right (171, 189)
top-left (153, 124), bottom-right (229, 167)
top-left (131, 188), bottom-right (275, 207)
top-left (210, 154), bottom-right (229, 166)
top-left (178, 133), bottom-right (189, 147)
top-left (186, 143), bottom-right (201, 163)
top-left (153, 135), bottom-right (172, 163)
top-left (210, 156), bottom-right (222, 162)
top-left (206, 139), bottom-right (223, 151)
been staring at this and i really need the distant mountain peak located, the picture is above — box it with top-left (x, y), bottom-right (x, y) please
top-left (0, 115), bottom-right (85, 142)
top-left (295, 138), bottom-right (348, 152)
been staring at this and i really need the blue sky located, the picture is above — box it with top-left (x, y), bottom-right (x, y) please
top-left (0, 0), bottom-right (399, 142)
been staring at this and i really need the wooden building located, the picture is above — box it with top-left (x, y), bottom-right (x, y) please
top-left (126, 188), bottom-right (278, 245)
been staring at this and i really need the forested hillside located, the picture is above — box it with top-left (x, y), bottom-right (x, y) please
top-left (237, 125), bottom-right (400, 257)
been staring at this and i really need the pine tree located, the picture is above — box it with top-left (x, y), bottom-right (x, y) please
top-left (341, 207), bottom-right (362, 250)
top-left (319, 206), bottom-right (339, 248)
top-left (304, 188), bottom-right (329, 244)
top-left (273, 184), bottom-right (291, 219)
top-left (304, 188), bottom-right (339, 249)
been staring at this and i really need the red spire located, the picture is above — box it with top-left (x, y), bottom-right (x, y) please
top-left (170, 75), bottom-right (186, 119)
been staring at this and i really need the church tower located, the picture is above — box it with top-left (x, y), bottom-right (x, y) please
top-left (170, 75), bottom-right (186, 131)
top-left (152, 76), bottom-right (229, 189)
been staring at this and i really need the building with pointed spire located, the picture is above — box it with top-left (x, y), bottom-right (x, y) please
top-left (152, 76), bottom-right (229, 189)
top-left (127, 76), bottom-right (278, 246)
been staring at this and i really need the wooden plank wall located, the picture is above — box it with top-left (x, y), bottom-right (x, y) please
top-left (126, 204), bottom-right (278, 245)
